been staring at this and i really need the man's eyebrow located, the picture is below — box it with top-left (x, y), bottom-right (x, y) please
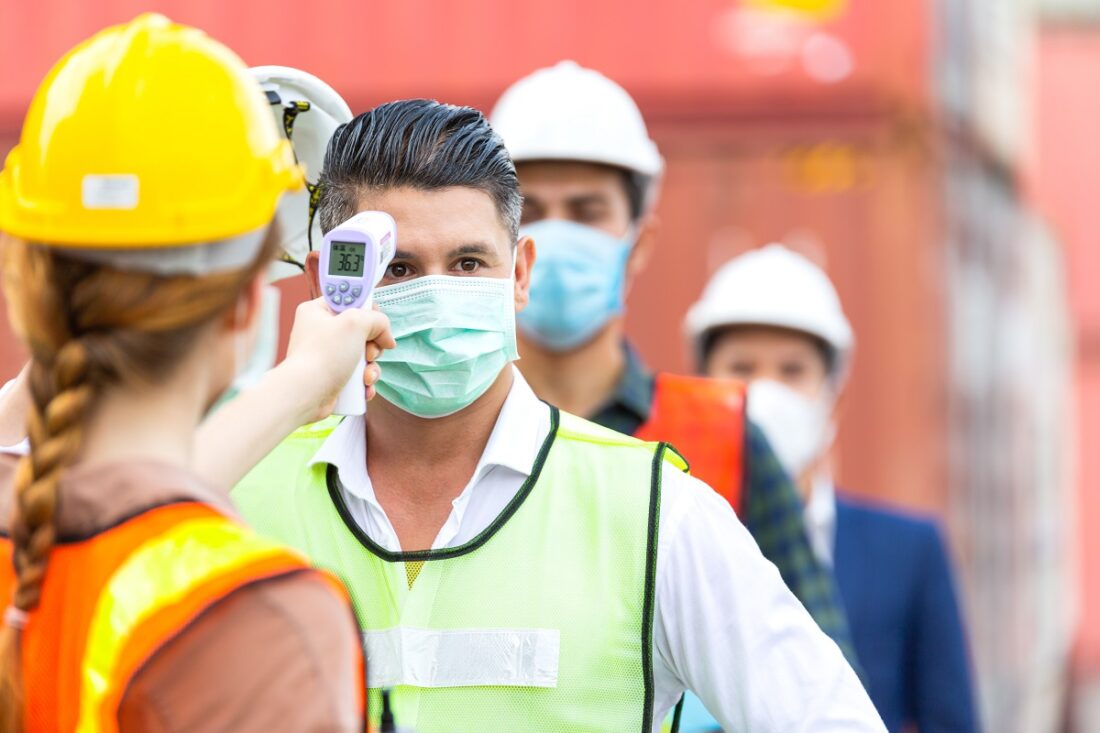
top-left (446, 243), bottom-right (495, 257)
top-left (392, 249), bottom-right (419, 260)
top-left (566, 193), bottom-right (611, 207)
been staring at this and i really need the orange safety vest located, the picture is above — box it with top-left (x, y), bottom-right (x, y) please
top-left (634, 373), bottom-right (747, 515)
top-left (0, 501), bottom-right (365, 732)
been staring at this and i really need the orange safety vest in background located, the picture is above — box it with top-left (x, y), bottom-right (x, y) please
top-left (634, 373), bottom-right (747, 515)
top-left (0, 501), bottom-right (364, 732)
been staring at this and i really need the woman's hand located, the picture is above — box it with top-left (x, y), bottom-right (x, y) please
top-left (279, 298), bottom-right (396, 425)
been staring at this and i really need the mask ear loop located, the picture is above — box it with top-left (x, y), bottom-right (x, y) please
top-left (620, 223), bottom-right (640, 249)
top-left (505, 242), bottom-right (522, 349)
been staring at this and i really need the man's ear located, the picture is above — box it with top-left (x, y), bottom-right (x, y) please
top-left (624, 213), bottom-right (659, 294)
top-left (513, 236), bottom-right (536, 311)
top-left (829, 381), bottom-right (847, 423)
top-left (304, 251), bottom-right (322, 299)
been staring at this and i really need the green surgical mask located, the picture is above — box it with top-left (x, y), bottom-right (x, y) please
top-left (373, 274), bottom-right (519, 419)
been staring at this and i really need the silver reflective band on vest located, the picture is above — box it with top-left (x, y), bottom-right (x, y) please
top-left (56, 226), bottom-right (268, 275)
top-left (364, 627), bottom-right (560, 688)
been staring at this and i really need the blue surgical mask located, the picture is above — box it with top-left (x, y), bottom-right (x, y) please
top-left (373, 275), bottom-right (519, 419)
top-left (518, 219), bottom-right (633, 352)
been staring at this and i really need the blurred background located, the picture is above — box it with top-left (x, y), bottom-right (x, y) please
top-left (0, 0), bottom-right (1097, 730)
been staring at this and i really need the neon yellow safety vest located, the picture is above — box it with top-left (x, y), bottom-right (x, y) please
top-left (233, 407), bottom-right (688, 733)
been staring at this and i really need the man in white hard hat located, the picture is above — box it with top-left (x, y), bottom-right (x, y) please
top-left (685, 244), bottom-right (979, 733)
top-left (490, 61), bottom-right (859, 668)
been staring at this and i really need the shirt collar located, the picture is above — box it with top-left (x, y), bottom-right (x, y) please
top-left (308, 366), bottom-right (544, 503)
top-left (477, 368), bottom-right (545, 477)
top-left (805, 473), bottom-right (837, 567)
top-left (309, 412), bottom-right (371, 499)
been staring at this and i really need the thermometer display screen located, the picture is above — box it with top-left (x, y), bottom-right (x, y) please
top-left (329, 241), bottom-right (366, 277)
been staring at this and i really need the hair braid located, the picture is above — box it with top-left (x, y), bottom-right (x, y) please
top-left (0, 256), bottom-right (95, 731)
top-left (15, 342), bottom-right (92, 608)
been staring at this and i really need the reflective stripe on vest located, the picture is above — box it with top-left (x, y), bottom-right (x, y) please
top-left (634, 373), bottom-right (746, 515)
top-left (234, 408), bottom-right (689, 733)
top-left (76, 516), bottom-right (320, 731)
top-left (0, 501), bottom-right (361, 732)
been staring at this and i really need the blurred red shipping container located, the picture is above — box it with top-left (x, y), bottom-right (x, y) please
top-left (0, 2), bottom-right (1078, 730)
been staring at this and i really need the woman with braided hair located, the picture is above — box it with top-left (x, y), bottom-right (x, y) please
top-left (0, 14), bottom-right (392, 732)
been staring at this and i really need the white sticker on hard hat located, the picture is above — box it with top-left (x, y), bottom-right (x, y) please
top-left (81, 174), bottom-right (139, 210)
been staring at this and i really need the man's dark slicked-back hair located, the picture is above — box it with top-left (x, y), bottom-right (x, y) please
top-left (317, 99), bottom-right (522, 240)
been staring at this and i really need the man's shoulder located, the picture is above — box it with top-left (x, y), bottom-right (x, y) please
top-left (232, 417), bottom-right (340, 495)
top-left (271, 415), bottom-right (343, 459)
top-left (835, 494), bottom-right (946, 553)
top-left (557, 409), bottom-right (646, 446)
top-left (286, 415), bottom-right (344, 444)
top-left (557, 409), bottom-right (690, 473)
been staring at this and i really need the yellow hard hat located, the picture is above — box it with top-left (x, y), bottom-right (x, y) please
top-left (0, 13), bottom-right (303, 248)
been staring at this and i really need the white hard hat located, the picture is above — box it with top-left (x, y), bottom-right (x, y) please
top-left (490, 60), bottom-right (663, 180)
top-left (685, 244), bottom-right (854, 381)
top-left (251, 66), bottom-right (353, 282)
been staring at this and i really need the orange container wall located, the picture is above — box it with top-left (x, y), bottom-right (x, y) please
top-left (1029, 24), bottom-right (1100, 721)
top-left (0, 0), bottom-right (933, 131)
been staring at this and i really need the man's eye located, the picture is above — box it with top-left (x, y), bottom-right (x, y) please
top-left (730, 363), bottom-right (755, 379)
top-left (388, 263), bottom-right (411, 278)
top-left (458, 259), bottom-right (481, 273)
top-left (781, 363), bottom-right (806, 379)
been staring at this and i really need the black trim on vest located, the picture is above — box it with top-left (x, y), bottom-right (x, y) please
top-left (663, 443), bottom-right (690, 474)
top-left (641, 442), bottom-right (668, 733)
top-left (325, 406), bottom-right (560, 563)
top-left (670, 693), bottom-right (686, 733)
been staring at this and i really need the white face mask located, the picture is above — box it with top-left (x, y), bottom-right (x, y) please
top-left (746, 379), bottom-right (835, 479)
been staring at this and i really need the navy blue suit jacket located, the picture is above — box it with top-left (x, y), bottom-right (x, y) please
top-left (834, 495), bottom-right (980, 733)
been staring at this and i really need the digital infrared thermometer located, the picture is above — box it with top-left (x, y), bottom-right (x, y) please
top-left (320, 211), bottom-right (396, 415)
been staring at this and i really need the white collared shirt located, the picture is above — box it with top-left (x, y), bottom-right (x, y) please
top-left (312, 368), bottom-right (884, 732)
top-left (806, 474), bottom-right (838, 566)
